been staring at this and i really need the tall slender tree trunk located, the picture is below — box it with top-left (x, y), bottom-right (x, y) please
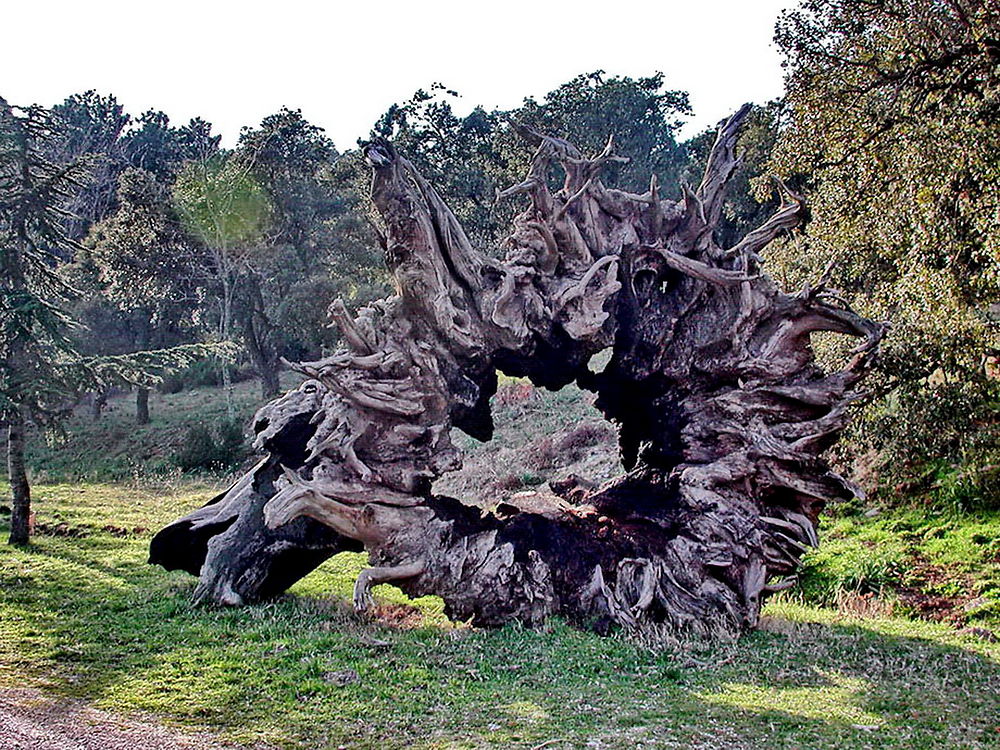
top-left (243, 278), bottom-right (280, 400)
top-left (244, 320), bottom-right (279, 400)
top-left (91, 389), bottom-right (108, 420)
top-left (220, 269), bottom-right (235, 420)
top-left (7, 406), bottom-right (31, 546)
top-left (136, 387), bottom-right (150, 425)
top-left (259, 363), bottom-right (280, 400)
top-left (135, 315), bottom-right (153, 425)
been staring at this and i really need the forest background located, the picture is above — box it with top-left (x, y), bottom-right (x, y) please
top-left (5, 0), bottom-right (997, 513)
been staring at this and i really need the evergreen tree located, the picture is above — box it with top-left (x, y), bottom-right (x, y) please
top-left (1, 98), bottom-right (215, 544)
top-left (1, 97), bottom-right (94, 544)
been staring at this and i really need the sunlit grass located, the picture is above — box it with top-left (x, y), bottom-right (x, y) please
top-left (2, 481), bottom-right (999, 748)
top-left (699, 670), bottom-right (884, 726)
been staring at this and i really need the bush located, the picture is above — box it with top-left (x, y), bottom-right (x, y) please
top-left (173, 419), bottom-right (248, 472)
top-left (157, 359), bottom-right (257, 393)
top-left (180, 359), bottom-right (224, 389)
top-left (557, 421), bottom-right (614, 460)
top-left (841, 376), bottom-right (1000, 511)
top-left (216, 419), bottom-right (245, 464)
top-left (525, 436), bottom-right (557, 471)
top-left (932, 462), bottom-right (1000, 513)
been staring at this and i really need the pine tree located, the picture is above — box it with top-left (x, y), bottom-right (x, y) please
top-left (1, 97), bottom-right (216, 545)
top-left (1, 98), bottom-right (94, 544)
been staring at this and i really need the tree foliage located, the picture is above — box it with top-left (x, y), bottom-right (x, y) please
top-left (516, 71), bottom-right (690, 192)
top-left (86, 167), bottom-right (199, 341)
top-left (1, 98), bottom-right (216, 542)
top-left (0, 98), bottom-right (95, 418)
top-left (372, 73), bottom-right (692, 250)
top-left (173, 155), bottom-right (272, 255)
top-left (769, 0), bottom-right (1000, 494)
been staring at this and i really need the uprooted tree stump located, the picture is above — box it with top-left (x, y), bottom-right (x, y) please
top-left (150, 107), bottom-right (885, 638)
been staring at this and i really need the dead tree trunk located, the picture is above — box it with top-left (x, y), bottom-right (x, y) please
top-left (152, 109), bottom-right (885, 637)
top-left (149, 458), bottom-right (362, 604)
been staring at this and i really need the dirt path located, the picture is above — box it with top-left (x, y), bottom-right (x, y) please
top-left (0, 688), bottom-right (261, 750)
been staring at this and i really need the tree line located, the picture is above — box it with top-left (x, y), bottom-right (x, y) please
top-left (3, 0), bottom-right (998, 546)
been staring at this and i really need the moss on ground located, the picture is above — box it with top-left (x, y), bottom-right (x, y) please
top-left (796, 509), bottom-right (1000, 627)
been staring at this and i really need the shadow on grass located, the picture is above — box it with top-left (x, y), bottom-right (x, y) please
top-left (2, 523), bottom-right (999, 749)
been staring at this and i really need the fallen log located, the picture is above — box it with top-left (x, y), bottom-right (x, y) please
top-left (152, 109), bottom-right (885, 638)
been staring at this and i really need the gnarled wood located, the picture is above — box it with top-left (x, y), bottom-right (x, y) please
top-left (152, 109), bottom-right (885, 638)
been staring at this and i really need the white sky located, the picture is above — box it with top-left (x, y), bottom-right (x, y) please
top-left (2, 0), bottom-right (795, 149)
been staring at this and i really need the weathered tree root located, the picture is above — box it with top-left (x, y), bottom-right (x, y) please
top-left (151, 107), bottom-right (885, 638)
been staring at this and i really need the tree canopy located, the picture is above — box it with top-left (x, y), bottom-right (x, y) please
top-left (764, 0), bottom-right (1000, 497)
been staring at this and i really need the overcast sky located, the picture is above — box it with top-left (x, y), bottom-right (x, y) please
top-left (3, 0), bottom-right (795, 149)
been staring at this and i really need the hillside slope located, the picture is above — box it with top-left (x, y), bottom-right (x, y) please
top-left (7, 375), bottom-right (300, 482)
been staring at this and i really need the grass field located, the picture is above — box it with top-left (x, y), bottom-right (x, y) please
top-left (10, 374), bottom-right (301, 483)
top-left (2, 481), bottom-right (1000, 749)
top-left (2, 378), bottom-right (999, 748)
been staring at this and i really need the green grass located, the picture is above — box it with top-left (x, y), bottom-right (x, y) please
top-left (6, 373), bottom-right (302, 482)
top-left (3, 482), bottom-right (1000, 749)
top-left (3, 375), bottom-right (1000, 746)
top-left (797, 509), bottom-right (1000, 626)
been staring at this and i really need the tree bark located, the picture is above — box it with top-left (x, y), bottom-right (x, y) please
top-left (136, 387), bottom-right (150, 426)
top-left (91, 390), bottom-right (108, 420)
top-left (259, 363), bottom-right (280, 400)
top-left (243, 275), bottom-right (281, 400)
top-left (7, 407), bottom-right (32, 546)
top-left (134, 316), bottom-right (153, 426)
top-left (152, 111), bottom-right (885, 638)
top-left (149, 458), bottom-right (362, 603)
top-left (219, 267), bottom-right (236, 420)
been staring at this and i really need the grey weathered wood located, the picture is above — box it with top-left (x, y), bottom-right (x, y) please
top-left (152, 110), bottom-right (884, 638)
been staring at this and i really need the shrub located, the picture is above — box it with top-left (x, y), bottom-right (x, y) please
top-left (159, 360), bottom-right (258, 393)
top-left (173, 419), bottom-right (248, 472)
top-left (846, 377), bottom-right (1000, 510)
top-left (216, 419), bottom-right (246, 464)
top-left (157, 373), bottom-right (185, 394)
top-left (520, 472), bottom-right (545, 487)
top-left (180, 359), bottom-right (224, 389)
top-left (932, 462), bottom-right (1000, 513)
top-left (525, 436), bottom-right (557, 471)
top-left (557, 421), bottom-right (614, 461)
